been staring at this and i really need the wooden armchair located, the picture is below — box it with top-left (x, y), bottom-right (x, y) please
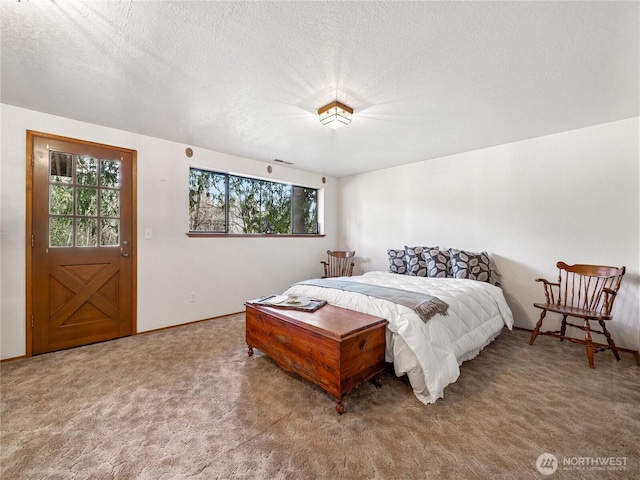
top-left (321, 250), bottom-right (355, 278)
top-left (529, 261), bottom-right (625, 368)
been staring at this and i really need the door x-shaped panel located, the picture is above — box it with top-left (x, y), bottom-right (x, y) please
top-left (49, 262), bottom-right (120, 327)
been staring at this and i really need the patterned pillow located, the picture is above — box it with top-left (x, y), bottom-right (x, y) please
top-left (404, 246), bottom-right (435, 277)
top-left (387, 248), bottom-right (407, 275)
top-left (449, 249), bottom-right (491, 282)
top-left (424, 248), bottom-right (452, 278)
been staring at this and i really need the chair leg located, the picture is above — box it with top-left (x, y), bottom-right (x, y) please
top-left (529, 310), bottom-right (546, 345)
top-left (599, 320), bottom-right (621, 361)
top-left (584, 320), bottom-right (595, 369)
top-left (560, 315), bottom-right (567, 341)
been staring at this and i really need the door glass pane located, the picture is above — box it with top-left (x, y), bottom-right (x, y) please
top-left (50, 185), bottom-right (74, 215)
top-left (100, 160), bottom-right (120, 188)
top-left (50, 152), bottom-right (73, 183)
top-left (100, 190), bottom-right (120, 217)
top-left (76, 156), bottom-right (98, 185)
top-left (76, 188), bottom-right (97, 216)
top-left (49, 217), bottom-right (73, 247)
top-left (46, 146), bottom-right (127, 250)
top-left (100, 219), bottom-right (119, 246)
top-left (76, 218), bottom-right (97, 247)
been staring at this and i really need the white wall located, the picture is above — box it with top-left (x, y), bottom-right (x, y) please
top-left (3, 106), bottom-right (638, 358)
top-left (0, 104), bottom-right (338, 360)
top-left (338, 118), bottom-right (640, 351)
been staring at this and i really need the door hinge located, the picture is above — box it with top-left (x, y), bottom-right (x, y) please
top-left (31, 153), bottom-right (34, 167)
top-left (31, 234), bottom-right (34, 247)
top-left (31, 314), bottom-right (34, 328)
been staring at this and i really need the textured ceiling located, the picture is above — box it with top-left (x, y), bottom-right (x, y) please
top-left (1, 1), bottom-right (638, 177)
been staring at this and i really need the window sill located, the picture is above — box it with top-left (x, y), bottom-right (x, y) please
top-left (186, 232), bottom-right (326, 238)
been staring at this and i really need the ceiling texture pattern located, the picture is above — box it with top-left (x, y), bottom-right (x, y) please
top-left (1, 1), bottom-right (638, 177)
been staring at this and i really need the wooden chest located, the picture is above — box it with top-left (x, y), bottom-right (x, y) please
top-left (245, 303), bottom-right (387, 414)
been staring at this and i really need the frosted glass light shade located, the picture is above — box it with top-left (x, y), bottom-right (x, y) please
top-left (318, 101), bottom-right (353, 129)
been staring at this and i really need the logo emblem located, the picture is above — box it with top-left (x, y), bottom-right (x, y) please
top-left (536, 453), bottom-right (558, 475)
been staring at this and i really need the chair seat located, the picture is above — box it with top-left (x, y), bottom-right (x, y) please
top-left (533, 303), bottom-right (612, 321)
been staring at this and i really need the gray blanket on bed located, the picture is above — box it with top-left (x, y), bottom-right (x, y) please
top-left (295, 278), bottom-right (449, 323)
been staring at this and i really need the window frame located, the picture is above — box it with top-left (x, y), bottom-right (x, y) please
top-left (187, 167), bottom-right (323, 237)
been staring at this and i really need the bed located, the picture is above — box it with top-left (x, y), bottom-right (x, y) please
top-left (283, 271), bottom-right (514, 404)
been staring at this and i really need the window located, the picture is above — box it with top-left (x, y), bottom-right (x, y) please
top-left (188, 168), bottom-right (318, 235)
top-left (49, 151), bottom-right (121, 247)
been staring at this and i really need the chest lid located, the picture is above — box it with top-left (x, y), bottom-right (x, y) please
top-left (247, 304), bottom-right (387, 341)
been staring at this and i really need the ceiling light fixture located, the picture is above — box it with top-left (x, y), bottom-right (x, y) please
top-left (318, 101), bottom-right (353, 129)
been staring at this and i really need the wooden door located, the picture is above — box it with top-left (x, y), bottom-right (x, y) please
top-left (28, 132), bottom-right (136, 355)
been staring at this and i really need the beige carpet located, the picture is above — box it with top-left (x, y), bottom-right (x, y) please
top-left (1, 313), bottom-right (638, 480)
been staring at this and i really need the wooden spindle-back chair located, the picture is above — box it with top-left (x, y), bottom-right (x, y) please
top-left (529, 261), bottom-right (625, 368)
top-left (321, 250), bottom-right (355, 278)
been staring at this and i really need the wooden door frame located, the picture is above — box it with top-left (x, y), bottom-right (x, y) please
top-left (25, 130), bottom-right (138, 357)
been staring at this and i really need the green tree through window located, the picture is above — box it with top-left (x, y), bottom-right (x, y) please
top-left (188, 168), bottom-right (318, 234)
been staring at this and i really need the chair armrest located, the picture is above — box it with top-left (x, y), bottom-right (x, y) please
top-left (601, 287), bottom-right (618, 315)
top-left (535, 278), bottom-right (560, 304)
top-left (321, 260), bottom-right (329, 277)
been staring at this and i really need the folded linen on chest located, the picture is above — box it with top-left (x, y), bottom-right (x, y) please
top-left (295, 278), bottom-right (449, 323)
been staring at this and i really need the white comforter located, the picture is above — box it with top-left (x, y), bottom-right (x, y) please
top-left (284, 271), bottom-right (514, 404)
